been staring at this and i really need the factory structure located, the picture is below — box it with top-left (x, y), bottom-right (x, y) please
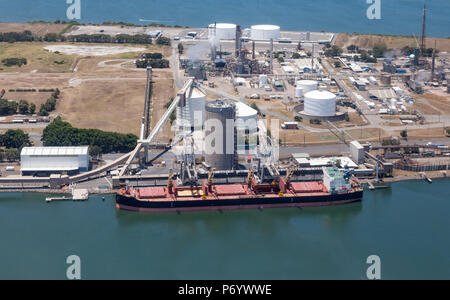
top-left (20, 147), bottom-right (90, 176)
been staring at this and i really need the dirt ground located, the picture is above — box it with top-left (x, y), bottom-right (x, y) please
top-left (0, 42), bottom-right (175, 137)
top-left (394, 127), bottom-right (447, 139)
top-left (2, 91), bottom-right (54, 107)
top-left (418, 93), bottom-right (450, 115)
top-left (336, 33), bottom-right (450, 53)
top-left (0, 22), bottom-right (67, 36)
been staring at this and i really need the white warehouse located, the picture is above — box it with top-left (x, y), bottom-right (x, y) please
top-left (21, 146), bottom-right (90, 176)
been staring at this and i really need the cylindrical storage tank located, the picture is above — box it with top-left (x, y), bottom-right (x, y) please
top-left (235, 102), bottom-right (258, 151)
top-left (295, 86), bottom-right (304, 98)
top-left (296, 80), bottom-right (318, 94)
top-left (304, 90), bottom-right (336, 117)
top-left (380, 73), bottom-right (392, 85)
top-left (235, 102), bottom-right (258, 130)
top-left (208, 23), bottom-right (237, 40)
top-left (204, 100), bottom-right (236, 170)
top-left (250, 25), bottom-right (280, 41)
top-left (176, 87), bottom-right (206, 130)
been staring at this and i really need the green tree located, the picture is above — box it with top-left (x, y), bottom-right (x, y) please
top-left (0, 129), bottom-right (32, 149)
top-left (156, 36), bottom-right (171, 46)
top-left (324, 46), bottom-right (343, 57)
top-left (5, 148), bottom-right (20, 162)
top-left (334, 61), bottom-right (341, 68)
top-left (292, 52), bottom-right (301, 59)
top-left (18, 100), bottom-right (29, 114)
top-left (178, 43), bottom-right (184, 54)
top-left (400, 130), bottom-right (408, 139)
top-left (89, 145), bottom-right (103, 159)
top-left (39, 105), bottom-right (49, 116)
top-left (29, 103), bottom-right (36, 114)
top-left (373, 43), bottom-right (388, 58)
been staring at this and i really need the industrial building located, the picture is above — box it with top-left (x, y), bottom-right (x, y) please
top-left (20, 146), bottom-right (90, 176)
top-left (350, 141), bottom-right (365, 164)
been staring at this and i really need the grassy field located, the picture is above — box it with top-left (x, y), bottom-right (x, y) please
top-left (336, 33), bottom-right (450, 53)
top-left (0, 42), bottom-right (77, 72)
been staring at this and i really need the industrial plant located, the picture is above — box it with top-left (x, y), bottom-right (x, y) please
top-left (0, 7), bottom-right (449, 211)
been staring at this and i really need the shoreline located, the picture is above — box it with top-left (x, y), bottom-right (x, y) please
top-left (1, 21), bottom-right (449, 40)
top-left (0, 173), bottom-right (447, 195)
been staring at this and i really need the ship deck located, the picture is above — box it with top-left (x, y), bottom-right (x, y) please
top-left (118, 182), bottom-right (359, 202)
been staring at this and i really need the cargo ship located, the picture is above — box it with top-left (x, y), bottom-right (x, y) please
top-left (116, 167), bottom-right (363, 212)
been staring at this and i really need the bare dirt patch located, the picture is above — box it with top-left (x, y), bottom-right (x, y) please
top-left (0, 22), bottom-right (67, 36)
top-left (57, 80), bottom-right (147, 135)
top-left (336, 33), bottom-right (450, 53)
top-left (44, 45), bottom-right (146, 56)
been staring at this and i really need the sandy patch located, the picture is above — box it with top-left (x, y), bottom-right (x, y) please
top-left (44, 45), bottom-right (146, 56)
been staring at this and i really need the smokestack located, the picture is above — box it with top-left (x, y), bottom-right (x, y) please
top-left (431, 40), bottom-right (436, 81)
top-left (235, 25), bottom-right (242, 58)
top-left (211, 22), bottom-right (217, 61)
top-left (252, 40), bottom-right (256, 60)
top-left (420, 4), bottom-right (426, 58)
top-left (311, 43), bottom-right (315, 71)
top-left (270, 38), bottom-right (274, 74)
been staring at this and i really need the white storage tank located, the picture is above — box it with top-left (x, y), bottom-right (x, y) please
top-left (295, 86), bottom-right (304, 98)
top-left (208, 23), bottom-right (237, 40)
top-left (235, 102), bottom-right (258, 151)
top-left (296, 80), bottom-right (318, 94)
top-left (176, 87), bottom-right (206, 130)
top-left (235, 102), bottom-right (258, 129)
top-left (304, 90), bottom-right (336, 117)
top-left (250, 25), bottom-right (280, 41)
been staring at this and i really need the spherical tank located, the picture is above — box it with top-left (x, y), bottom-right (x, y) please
top-left (250, 25), bottom-right (280, 41)
top-left (208, 23), bottom-right (237, 40)
top-left (304, 90), bottom-right (336, 117)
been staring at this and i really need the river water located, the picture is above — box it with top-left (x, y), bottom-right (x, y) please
top-left (0, 179), bottom-right (449, 279)
top-left (0, 0), bottom-right (449, 37)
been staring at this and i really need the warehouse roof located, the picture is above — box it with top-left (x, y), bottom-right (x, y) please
top-left (21, 146), bottom-right (89, 156)
top-left (368, 89), bottom-right (397, 100)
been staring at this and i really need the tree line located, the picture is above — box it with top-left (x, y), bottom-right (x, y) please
top-left (42, 117), bottom-right (138, 154)
top-left (1, 58), bottom-right (27, 67)
top-left (0, 29), bottom-right (174, 46)
top-left (0, 89), bottom-right (60, 116)
top-left (135, 52), bottom-right (170, 69)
